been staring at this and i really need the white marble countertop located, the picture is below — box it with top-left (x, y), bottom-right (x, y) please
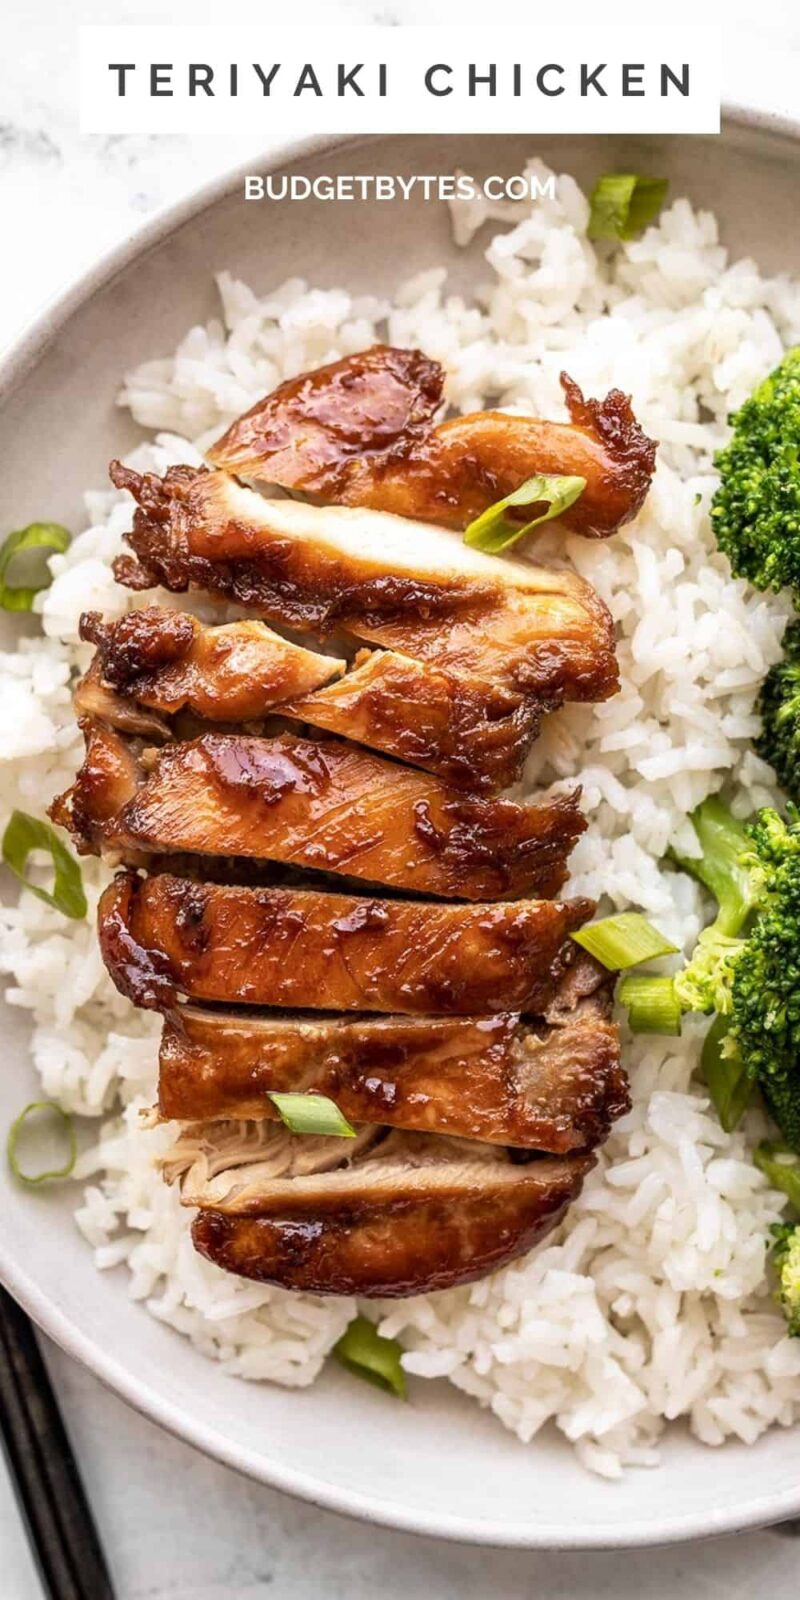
top-left (4, 2), bottom-right (800, 1594)
top-left (1, 1339), bottom-right (800, 1600)
top-left (0, 1338), bottom-right (797, 1600)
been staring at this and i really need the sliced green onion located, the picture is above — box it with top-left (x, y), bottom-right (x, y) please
top-left (463, 474), bottom-right (586, 554)
top-left (572, 913), bottom-right (678, 971)
top-left (7, 1101), bottom-right (77, 1186)
top-left (333, 1315), bottom-right (406, 1398)
top-left (618, 974), bottom-right (682, 1035)
top-left (754, 1142), bottom-right (800, 1210)
top-left (267, 1091), bottom-right (356, 1138)
top-left (0, 523), bottom-right (70, 612)
top-left (587, 173), bottom-right (668, 242)
top-left (701, 1014), bottom-right (753, 1133)
top-left (2, 811), bottom-right (87, 920)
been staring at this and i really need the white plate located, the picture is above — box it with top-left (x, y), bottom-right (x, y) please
top-left (2, 119), bottom-right (800, 1549)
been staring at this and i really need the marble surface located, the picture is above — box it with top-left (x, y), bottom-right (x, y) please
top-left (0, 1339), bottom-right (796, 1599)
top-left (4, 1338), bottom-right (800, 1600)
top-left (4, 3), bottom-right (800, 1594)
top-left (2, 0), bottom-right (800, 358)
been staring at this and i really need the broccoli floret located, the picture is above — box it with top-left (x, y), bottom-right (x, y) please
top-left (770, 1225), bottom-right (800, 1336)
top-left (624, 799), bottom-right (800, 1148)
top-left (757, 620), bottom-right (800, 803)
top-left (710, 347), bottom-right (800, 593)
top-left (729, 827), bottom-right (800, 1148)
top-left (753, 1146), bottom-right (800, 1334)
top-left (672, 928), bottom-right (745, 1016)
top-left (747, 804), bottom-right (800, 868)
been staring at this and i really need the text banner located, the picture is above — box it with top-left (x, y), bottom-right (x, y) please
top-left (79, 25), bottom-right (721, 136)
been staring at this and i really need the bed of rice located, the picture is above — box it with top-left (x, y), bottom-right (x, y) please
top-left (3, 157), bottom-right (800, 1477)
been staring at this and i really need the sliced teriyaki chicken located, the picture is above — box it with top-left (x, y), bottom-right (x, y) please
top-left (109, 463), bottom-right (619, 705)
top-left (52, 722), bottom-right (585, 900)
top-left (49, 720), bottom-right (146, 857)
top-left (208, 346), bottom-right (657, 539)
top-left (155, 999), bottom-right (627, 1153)
top-left (50, 718), bottom-right (143, 835)
top-left (76, 607), bottom-right (344, 730)
top-left (97, 870), bottom-right (594, 1016)
top-left (160, 1119), bottom-right (384, 1194)
top-left (75, 619), bottom-right (546, 792)
top-left (181, 1126), bottom-right (594, 1296)
top-left (285, 648), bottom-right (546, 792)
top-left (209, 343), bottom-right (444, 487)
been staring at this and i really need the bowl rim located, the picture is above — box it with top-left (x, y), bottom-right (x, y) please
top-left (3, 105), bottom-right (800, 1549)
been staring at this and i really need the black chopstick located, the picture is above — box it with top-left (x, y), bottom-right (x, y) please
top-left (0, 1286), bottom-right (116, 1599)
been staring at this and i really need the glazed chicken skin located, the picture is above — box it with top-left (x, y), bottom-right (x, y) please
top-left (75, 607), bottom-right (344, 734)
top-left (209, 346), bottom-right (657, 540)
top-left (110, 464), bottom-right (619, 706)
top-left (187, 1130), bottom-right (594, 1297)
top-left (54, 721), bottom-right (585, 900)
top-left (209, 344), bottom-right (445, 492)
top-left (285, 648), bottom-right (545, 792)
top-left (83, 617), bottom-right (546, 792)
top-left (156, 999), bottom-right (626, 1154)
top-left (98, 870), bottom-right (594, 1017)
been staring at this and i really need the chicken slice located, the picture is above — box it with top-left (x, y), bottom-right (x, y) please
top-left (210, 344), bottom-right (444, 488)
top-left (209, 347), bottom-right (656, 539)
top-left (110, 463), bottom-right (618, 705)
top-left (186, 1128), bottom-right (594, 1296)
top-left (74, 614), bottom-right (545, 791)
top-left (49, 719), bottom-right (140, 855)
top-left (285, 648), bottom-right (545, 792)
top-left (160, 1118), bottom-right (383, 1194)
top-left (156, 999), bottom-right (626, 1153)
top-left (54, 723), bottom-right (584, 900)
top-left (51, 719), bottom-right (142, 847)
top-left (97, 870), bottom-right (594, 1016)
top-left (77, 607), bottom-right (344, 725)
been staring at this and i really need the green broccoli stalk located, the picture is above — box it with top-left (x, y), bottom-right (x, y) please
top-left (671, 795), bottom-right (757, 937)
top-left (619, 799), bottom-right (800, 1147)
top-left (670, 796), bottom-right (759, 1014)
top-left (710, 347), bottom-right (800, 593)
top-left (757, 620), bottom-right (800, 803)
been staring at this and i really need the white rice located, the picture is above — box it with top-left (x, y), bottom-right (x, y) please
top-left (3, 154), bottom-right (800, 1474)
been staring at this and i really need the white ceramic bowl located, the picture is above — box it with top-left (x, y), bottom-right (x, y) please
top-left (2, 119), bottom-right (800, 1549)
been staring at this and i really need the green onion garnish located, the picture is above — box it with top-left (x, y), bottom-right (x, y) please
top-left (0, 523), bottom-right (70, 612)
top-left (701, 1014), bottom-right (752, 1132)
top-left (333, 1315), bottom-right (406, 1398)
top-left (754, 1142), bottom-right (800, 1210)
top-left (587, 174), bottom-right (669, 242)
top-left (267, 1091), bottom-right (356, 1138)
top-left (2, 811), bottom-right (87, 920)
top-left (463, 474), bottom-right (586, 554)
top-left (7, 1101), bottom-right (77, 1186)
top-left (618, 974), bottom-right (682, 1035)
top-left (572, 913), bottom-right (678, 971)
